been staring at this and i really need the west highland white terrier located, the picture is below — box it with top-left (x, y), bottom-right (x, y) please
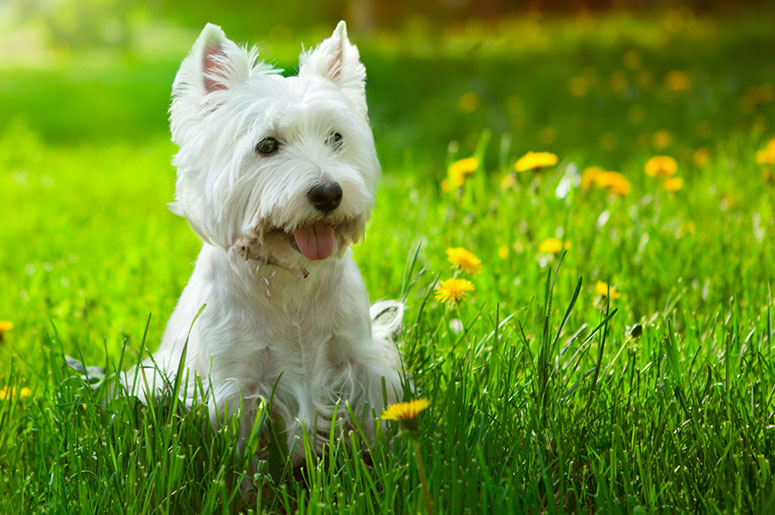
top-left (123, 21), bottom-right (405, 462)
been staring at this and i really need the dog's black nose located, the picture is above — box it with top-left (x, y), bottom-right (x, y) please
top-left (307, 182), bottom-right (343, 213)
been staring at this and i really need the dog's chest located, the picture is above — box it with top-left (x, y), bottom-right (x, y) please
top-left (231, 304), bottom-right (359, 394)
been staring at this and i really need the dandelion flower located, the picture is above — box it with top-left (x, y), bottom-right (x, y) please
top-left (664, 177), bottom-right (683, 192)
top-left (595, 281), bottom-right (621, 299)
top-left (609, 71), bottom-right (628, 93)
top-left (497, 245), bottom-right (509, 259)
top-left (434, 278), bottom-right (474, 304)
top-left (756, 138), bottom-right (775, 165)
top-left (0, 321), bottom-right (13, 343)
top-left (581, 166), bottom-right (605, 189)
top-left (595, 171), bottom-right (632, 196)
top-left (568, 76), bottom-right (588, 97)
top-left (645, 156), bottom-right (678, 177)
top-left (447, 157), bottom-right (479, 188)
top-left (381, 398), bottom-right (434, 512)
top-left (652, 130), bottom-right (671, 149)
top-left (0, 386), bottom-right (32, 401)
top-left (446, 247), bottom-right (482, 275)
top-left (693, 147), bottom-right (709, 167)
top-left (381, 398), bottom-right (431, 424)
top-left (515, 151), bottom-right (558, 172)
top-left (665, 71), bottom-right (691, 91)
top-left (623, 50), bottom-right (641, 69)
top-left (539, 238), bottom-right (571, 254)
top-left (458, 92), bottom-right (481, 113)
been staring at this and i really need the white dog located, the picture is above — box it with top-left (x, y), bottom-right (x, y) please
top-left (123, 21), bottom-right (405, 462)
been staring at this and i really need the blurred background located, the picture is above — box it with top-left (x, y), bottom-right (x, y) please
top-left (1, 0), bottom-right (773, 171)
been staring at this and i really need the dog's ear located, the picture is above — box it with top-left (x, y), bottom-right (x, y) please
top-left (299, 21), bottom-right (368, 116)
top-left (173, 24), bottom-right (254, 99)
top-left (200, 25), bottom-right (231, 93)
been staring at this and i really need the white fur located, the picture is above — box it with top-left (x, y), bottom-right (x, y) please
top-left (122, 21), bottom-right (404, 462)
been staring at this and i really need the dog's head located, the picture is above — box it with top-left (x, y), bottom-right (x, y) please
top-left (169, 22), bottom-right (379, 265)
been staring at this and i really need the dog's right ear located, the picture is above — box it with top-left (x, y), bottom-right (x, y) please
top-left (173, 24), bottom-right (254, 100)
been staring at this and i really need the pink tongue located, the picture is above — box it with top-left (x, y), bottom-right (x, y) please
top-left (293, 221), bottom-right (335, 261)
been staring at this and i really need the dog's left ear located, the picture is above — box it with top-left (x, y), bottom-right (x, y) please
top-left (299, 21), bottom-right (368, 116)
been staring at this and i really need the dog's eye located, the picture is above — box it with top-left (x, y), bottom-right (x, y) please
top-left (256, 137), bottom-right (280, 155)
top-left (326, 132), bottom-right (343, 151)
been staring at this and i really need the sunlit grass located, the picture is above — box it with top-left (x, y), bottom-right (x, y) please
top-left (1, 6), bottom-right (775, 513)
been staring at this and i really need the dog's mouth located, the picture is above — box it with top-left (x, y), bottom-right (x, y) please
top-left (289, 220), bottom-right (336, 261)
top-left (235, 217), bottom-right (362, 274)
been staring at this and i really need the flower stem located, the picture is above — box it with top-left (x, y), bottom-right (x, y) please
top-left (411, 437), bottom-right (433, 515)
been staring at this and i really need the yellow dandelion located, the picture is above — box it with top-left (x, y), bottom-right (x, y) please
top-left (382, 398), bottom-right (433, 512)
top-left (622, 50), bottom-right (641, 70)
top-left (380, 398), bottom-right (431, 424)
top-left (446, 247), bottom-right (482, 275)
top-left (447, 156), bottom-right (479, 188)
top-left (582, 168), bottom-right (631, 196)
top-left (609, 71), bottom-right (628, 94)
top-left (458, 92), bottom-right (481, 113)
top-left (497, 245), bottom-right (509, 260)
top-left (581, 166), bottom-right (605, 189)
top-left (568, 76), bottom-right (588, 97)
top-left (665, 70), bottom-right (691, 91)
top-left (753, 115), bottom-right (766, 133)
top-left (750, 85), bottom-right (775, 104)
top-left (645, 156), bottom-right (678, 177)
top-left (683, 220), bottom-right (696, 235)
top-left (0, 321), bottom-right (13, 343)
top-left (594, 281), bottom-right (621, 299)
top-left (515, 151), bottom-right (558, 172)
top-left (0, 386), bottom-right (32, 401)
top-left (693, 147), bottom-right (709, 167)
top-left (434, 278), bottom-right (475, 304)
top-left (538, 238), bottom-right (571, 254)
top-left (595, 171), bottom-right (632, 196)
top-left (652, 130), bottom-right (672, 149)
top-left (664, 177), bottom-right (683, 192)
top-left (756, 138), bottom-right (775, 165)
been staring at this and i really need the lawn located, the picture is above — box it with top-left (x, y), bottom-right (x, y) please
top-left (1, 5), bottom-right (775, 512)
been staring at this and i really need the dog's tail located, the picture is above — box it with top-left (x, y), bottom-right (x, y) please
top-left (369, 300), bottom-right (407, 407)
top-left (369, 300), bottom-right (406, 346)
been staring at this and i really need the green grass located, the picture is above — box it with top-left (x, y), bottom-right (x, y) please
top-left (2, 6), bottom-right (775, 513)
